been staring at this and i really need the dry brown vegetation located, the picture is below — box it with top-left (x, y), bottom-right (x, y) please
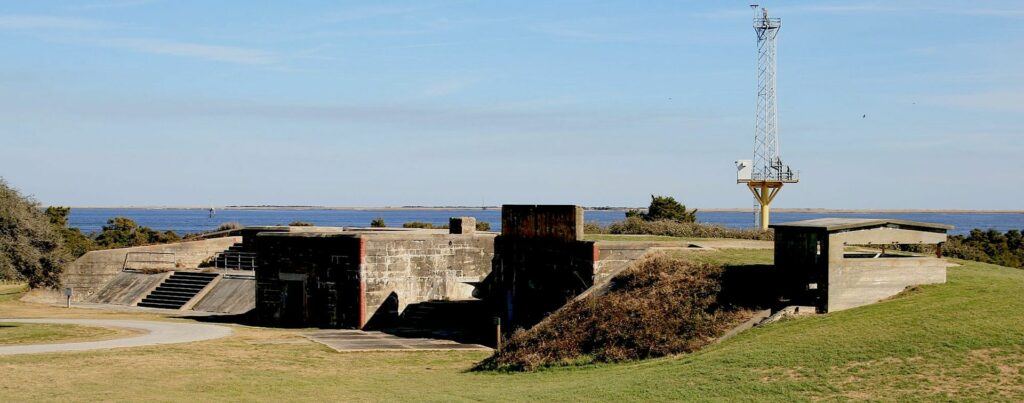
top-left (590, 217), bottom-right (773, 240)
top-left (477, 255), bottom-right (754, 371)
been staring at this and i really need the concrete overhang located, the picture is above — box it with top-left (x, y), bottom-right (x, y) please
top-left (770, 218), bottom-right (952, 233)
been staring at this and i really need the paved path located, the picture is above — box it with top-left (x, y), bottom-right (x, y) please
top-left (0, 318), bottom-right (232, 356)
top-left (305, 329), bottom-right (490, 352)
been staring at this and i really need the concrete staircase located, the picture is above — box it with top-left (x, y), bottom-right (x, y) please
top-left (213, 242), bottom-right (257, 271)
top-left (137, 272), bottom-right (219, 309)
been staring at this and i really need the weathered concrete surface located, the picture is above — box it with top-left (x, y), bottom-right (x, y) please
top-left (827, 255), bottom-right (950, 312)
top-left (304, 329), bottom-right (489, 352)
top-left (255, 230), bottom-right (495, 329)
top-left (86, 272), bottom-right (170, 305)
top-left (449, 217), bottom-right (476, 234)
top-left (192, 277), bottom-right (255, 314)
top-left (0, 318), bottom-right (232, 355)
top-left (362, 232), bottom-right (494, 327)
top-left (772, 218), bottom-right (951, 312)
top-left (25, 237), bottom-right (241, 304)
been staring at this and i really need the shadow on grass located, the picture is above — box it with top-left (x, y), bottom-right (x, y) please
top-left (188, 309), bottom-right (261, 326)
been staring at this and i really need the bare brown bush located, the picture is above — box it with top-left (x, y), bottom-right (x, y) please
top-left (477, 255), bottom-right (752, 371)
top-left (607, 217), bottom-right (772, 240)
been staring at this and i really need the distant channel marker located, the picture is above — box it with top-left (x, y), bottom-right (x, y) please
top-left (0, 318), bottom-right (232, 355)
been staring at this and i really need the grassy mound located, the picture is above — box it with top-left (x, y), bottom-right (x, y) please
top-left (477, 255), bottom-right (756, 371)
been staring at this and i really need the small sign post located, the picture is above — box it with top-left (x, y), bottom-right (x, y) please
top-left (63, 287), bottom-right (72, 308)
top-left (493, 316), bottom-right (502, 351)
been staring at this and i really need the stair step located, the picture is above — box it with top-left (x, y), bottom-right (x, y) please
top-left (164, 278), bottom-right (214, 285)
top-left (137, 301), bottom-right (185, 309)
top-left (141, 294), bottom-right (192, 302)
top-left (135, 270), bottom-right (220, 310)
top-left (171, 273), bottom-right (218, 279)
top-left (148, 290), bottom-right (198, 298)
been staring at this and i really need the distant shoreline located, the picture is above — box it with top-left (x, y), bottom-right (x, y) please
top-left (57, 206), bottom-right (1024, 214)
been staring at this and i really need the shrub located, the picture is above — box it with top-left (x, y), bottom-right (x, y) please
top-left (607, 217), bottom-right (772, 240)
top-left (288, 221), bottom-right (314, 227)
top-left (476, 221), bottom-right (491, 232)
top-left (0, 179), bottom-right (68, 288)
top-left (94, 217), bottom-right (180, 248)
top-left (942, 229), bottom-right (1023, 269)
top-left (216, 222), bottom-right (243, 231)
top-left (403, 221), bottom-right (439, 229)
top-left (627, 195), bottom-right (697, 223)
top-left (477, 255), bottom-right (750, 371)
top-left (583, 222), bottom-right (606, 234)
top-left (370, 217), bottom-right (386, 228)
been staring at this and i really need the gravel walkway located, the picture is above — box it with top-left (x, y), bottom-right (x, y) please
top-left (0, 318), bottom-right (232, 355)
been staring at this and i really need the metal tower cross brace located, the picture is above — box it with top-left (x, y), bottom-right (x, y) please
top-left (737, 7), bottom-right (798, 231)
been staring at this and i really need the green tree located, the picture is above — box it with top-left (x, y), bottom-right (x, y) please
top-left (628, 195), bottom-right (698, 223)
top-left (370, 217), bottom-right (386, 228)
top-left (94, 217), bottom-right (180, 248)
top-left (44, 206), bottom-right (95, 258)
top-left (0, 179), bottom-right (67, 288)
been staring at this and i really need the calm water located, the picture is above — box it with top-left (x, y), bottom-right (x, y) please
top-left (67, 208), bottom-right (1024, 236)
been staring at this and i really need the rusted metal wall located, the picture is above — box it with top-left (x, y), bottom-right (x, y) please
top-left (501, 205), bottom-right (584, 242)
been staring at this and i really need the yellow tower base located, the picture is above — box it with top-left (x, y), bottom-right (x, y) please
top-left (747, 181), bottom-right (784, 231)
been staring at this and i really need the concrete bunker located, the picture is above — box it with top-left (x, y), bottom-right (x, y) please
top-left (254, 225), bottom-right (495, 328)
top-left (771, 218), bottom-right (954, 312)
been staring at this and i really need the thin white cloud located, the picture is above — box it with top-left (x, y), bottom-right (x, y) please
top-left (699, 3), bottom-right (1024, 19)
top-left (416, 77), bottom-right (481, 98)
top-left (95, 38), bottom-right (277, 65)
top-left (320, 5), bottom-right (427, 23)
top-left (929, 90), bottom-right (1024, 112)
top-left (69, 0), bottom-right (159, 10)
top-left (0, 15), bottom-right (107, 30)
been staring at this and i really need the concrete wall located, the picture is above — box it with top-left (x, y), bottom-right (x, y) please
top-left (54, 237), bottom-right (240, 303)
top-left (492, 237), bottom-right (596, 330)
top-left (775, 225), bottom-right (949, 312)
top-left (254, 230), bottom-right (495, 329)
top-left (827, 258), bottom-right (948, 311)
top-left (362, 233), bottom-right (494, 328)
top-left (593, 243), bottom-right (658, 285)
top-left (488, 205), bottom-right (597, 330)
top-left (255, 233), bottom-right (363, 328)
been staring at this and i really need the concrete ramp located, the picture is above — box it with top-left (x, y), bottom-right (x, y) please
top-left (191, 277), bottom-right (255, 314)
top-left (87, 272), bottom-right (169, 305)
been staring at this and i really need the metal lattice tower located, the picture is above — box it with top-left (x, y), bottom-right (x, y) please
top-left (753, 7), bottom-right (781, 182)
top-left (736, 6), bottom-right (798, 231)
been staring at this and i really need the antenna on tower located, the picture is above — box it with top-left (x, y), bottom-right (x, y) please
top-left (735, 6), bottom-right (798, 231)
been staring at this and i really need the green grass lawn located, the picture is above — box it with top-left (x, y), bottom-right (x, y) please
top-left (0, 283), bottom-right (27, 302)
top-left (0, 251), bottom-right (1021, 400)
top-left (0, 322), bottom-right (127, 346)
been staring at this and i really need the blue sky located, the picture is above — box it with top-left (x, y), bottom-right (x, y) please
top-left (0, 1), bottom-right (1020, 209)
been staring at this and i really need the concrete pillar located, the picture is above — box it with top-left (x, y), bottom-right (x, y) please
top-left (449, 217), bottom-right (476, 234)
